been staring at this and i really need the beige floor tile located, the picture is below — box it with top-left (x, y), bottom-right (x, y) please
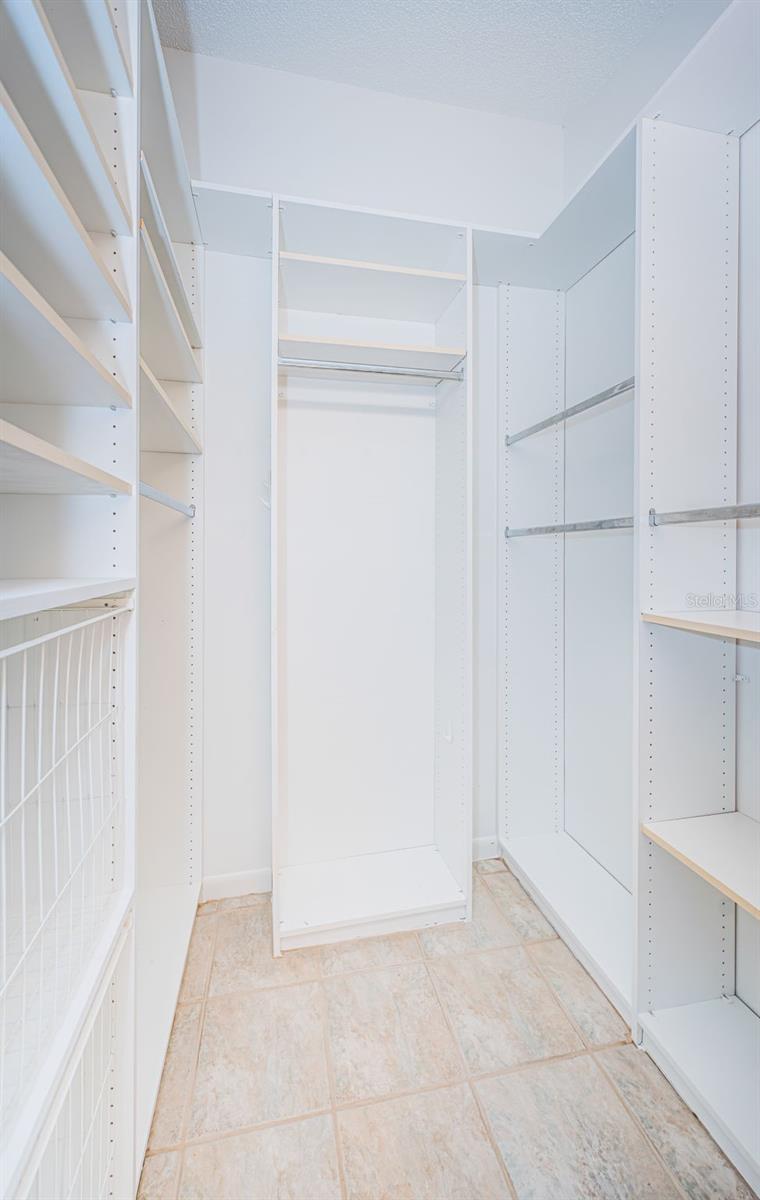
top-left (187, 984), bottom-right (330, 1137)
top-left (481, 871), bottom-right (556, 941)
top-left (430, 946), bottom-right (582, 1073)
top-left (217, 892), bottom-right (270, 911)
top-left (338, 1084), bottom-right (510, 1200)
top-left (178, 914), bottom-right (217, 1003)
top-left (324, 962), bottom-right (461, 1103)
top-left (597, 1044), bottom-right (756, 1200)
top-left (196, 899), bottom-right (217, 914)
top-left (209, 904), bottom-right (321, 994)
top-left (178, 1115), bottom-right (342, 1200)
top-left (138, 1151), bottom-right (181, 1200)
top-left (475, 857), bottom-right (509, 874)
top-left (528, 938), bottom-right (629, 1047)
top-left (320, 931), bottom-right (420, 976)
top-left (419, 880), bottom-right (520, 958)
top-left (477, 1055), bottom-right (682, 1199)
top-left (148, 1005), bottom-right (202, 1150)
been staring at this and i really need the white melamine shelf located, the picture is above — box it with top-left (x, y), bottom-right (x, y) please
top-left (0, 577), bottom-right (136, 620)
top-left (0, 0), bottom-right (130, 234)
top-left (277, 846), bottom-right (466, 950)
top-left (141, 155), bottom-right (202, 348)
top-left (140, 359), bottom-right (202, 454)
top-left (0, 85), bottom-right (130, 322)
top-left (278, 334), bottom-right (465, 373)
top-left (279, 252), bottom-right (466, 323)
top-left (0, 419), bottom-right (132, 495)
top-left (41, 0), bottom-right (133, 97)
top-left (140, 223), bottom-right (202, 384)
top-left (502, 831), bottom-right (633, 1019)
top-left (643, 609), bottom-right (760, 643)
top-left (140, 0), bottom-right (201, 244)
top-left (642, 812), bottom-right (760, 919)
top-left (0, 254), bottom-right (131, 408)
top-left (640, 998), bottom-right (760, 1193)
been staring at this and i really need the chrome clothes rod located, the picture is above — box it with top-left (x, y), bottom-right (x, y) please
top-left (506, 377), bottom-right (635, 446)
top-left (505, 516), bottom-right (633, 538)
top-left (278, 356), bottom-right (464, 382)
top-left (649, 503), bottom-right (760, 526)
top-left (139, 481), bottom-right (195, 518)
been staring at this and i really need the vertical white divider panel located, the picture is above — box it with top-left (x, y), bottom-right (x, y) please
top-left (636, 119), bottom-right (740, 1013)
top-left (499, 284), bottom-right (565, 842)
top-left (270, 198), bottom-right (281, 956)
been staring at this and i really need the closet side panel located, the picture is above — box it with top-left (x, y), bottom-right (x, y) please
top-left (499, 285), bottom-right (565, 841)
top-left (280, 401), bottom-right (435, 865)
top-left (564, 236), bottom-right (635, 890)
top-left (434, 379), bottom-right (469, 886)
top-left (736, 119), bottom-right (760, 1018)
top-left (203, 250), bottom-right (272, 888)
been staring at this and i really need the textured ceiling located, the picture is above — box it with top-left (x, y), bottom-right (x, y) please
top-left (155, 0), bottom-right (692, 123)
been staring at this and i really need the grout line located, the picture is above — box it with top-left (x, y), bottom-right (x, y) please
top-left (524, 940), bottom-right (631, 1052)
top-left (467, 1079), bottom-right (519, 1200)
top-left (316, 979), bottom-right (349, 1200)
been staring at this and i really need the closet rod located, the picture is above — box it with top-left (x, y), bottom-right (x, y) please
top-left (506, 377), bottom-right (635, 446)
top-left (278, 357), bottom-right (465, 382)
top-left (139, 481), bottom-right (195, 518)
top-left (505, 516), bottom-right (633, 538)
top-left (649, 502), bottom-right (760, 526)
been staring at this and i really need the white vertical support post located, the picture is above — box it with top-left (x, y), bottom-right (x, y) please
top-left (270, 196), bottom-right (281, 957)
top-left (464, 226), bottom-right (474, 915)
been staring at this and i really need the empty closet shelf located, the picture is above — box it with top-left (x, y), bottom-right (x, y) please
top-left (0, 84), bottom-right (131, 321)
top-left (278, 335), bottom-right (465, 374)
top-left (279, 251), bottom-right (465, 322)
top-left (277, 846), bottom-right (466, 950)
top-left (0, 577), bottom-right (135, 620)
top-left (0, 419), bottom-right (132, 495)
top-left (0, 254), bottom-right (132, 408)
top-left (41, 0), bottom-right (133, 97)
top-left (140, 155), bottom-right (202, 349)
top-left (139, 222), bottom-right (202, 383)
top-left (140, 359), bottom-right (202, 453)
top-left (642, 812), bottom-right (760, 918)
top-left (642, 609), bottom-right (760, 643)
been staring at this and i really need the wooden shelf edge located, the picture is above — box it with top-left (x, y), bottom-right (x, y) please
top-left (140, 154), bottom-right (202, 348)
top-left (139, 358), bottom-right (202, 454)
top-left (0, 418), bottom-right (132, 495)
top-left (279, 249), bottom-right (466, 283)
top-left (642, 609), bottom-right (760, 643)
top-left (0, 576), bottom-right (136, 620)
top-left (139, 222), bottom-right (202, 384)
top-left (641, 813), bottom-right (760, 920)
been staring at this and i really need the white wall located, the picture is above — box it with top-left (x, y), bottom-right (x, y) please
top-left (564, 0), bottom-right (757, 198)
top-left (165, 48), bottom-right (563, 233)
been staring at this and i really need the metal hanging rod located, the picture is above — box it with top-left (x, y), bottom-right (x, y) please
top-left (139, 481), bottom-right (195, 518)
top-left (506, 377), bottom-right (635, 446)
top-left (278, 356), bottom-right (464, 383)
top-left (506, 516), bottom-right (633, 538)
top-left (649, 503), bottom-right (760, 527)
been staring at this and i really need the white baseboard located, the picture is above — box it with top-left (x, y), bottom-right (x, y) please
top-left (203, 841), bottom-right (499, 903)
top-left (473, 835), bottom-right (499, 862)
top-left (201, 867), bottom-right (272, 902)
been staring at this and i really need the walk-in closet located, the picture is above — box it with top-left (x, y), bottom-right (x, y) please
top-left (1, 1), bottom-right (758, 1197)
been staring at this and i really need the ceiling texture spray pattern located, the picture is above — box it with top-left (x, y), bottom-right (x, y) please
top-left (155, 0), bottom-right (691, 123)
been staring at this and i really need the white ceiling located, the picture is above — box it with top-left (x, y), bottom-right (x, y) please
top-left (154, 0), bottom-right (707, 124)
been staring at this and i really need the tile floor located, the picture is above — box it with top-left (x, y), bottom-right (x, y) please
top-left (138, 860), bottom-right (755, 1200)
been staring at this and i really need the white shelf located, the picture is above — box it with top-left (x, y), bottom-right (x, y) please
top-left (0, 254), bottom-right (131, 409)
top-left (41, 0), bottom-right (133, 97)
top-left (0, 577), bottom-right (135, 620)
top-left (640, 998), bottom-right (760, 1193)
top-left (0, 84), bottom-right (130, 322)
top-left (140, 359), bottom-right (202, 454)
top-left (0, 418), bottom-right (132, 495)
top-left (642, 812), bottom-right (760, 919)
top-left (279, 252), bottom-right (466, 322)
top-left (643, 609), bottom-right (760, 643)
top-left (140, 0), bottom-right (201, 244)
top-left (277, 845), bottom-right (466, 950)
top-left (502, 831), bottom-right (633, 1019)
top-left (278, 334), bottom-right (465, 373)
top-left (0, 0), bottom-right (130, 234)
top-left (140, 223), bottom-right (202, 384)
top-left (141, 155), bottom-right (202, 348)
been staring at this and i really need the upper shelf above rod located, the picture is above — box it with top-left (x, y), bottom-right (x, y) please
top-left (649, 503), bottom-right (760, 526)
top-left (506, 377), bottom-right (635, 446)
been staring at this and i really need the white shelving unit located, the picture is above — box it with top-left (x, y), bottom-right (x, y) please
top-left (642, 813), bottom-right (759, 919)
top-left (642, 608), bottom-right (760, 643)
top-left (0, 418), bottom-right (132, 494)
top-left (140, 359), bottom-right (202, 453)
top-left (139, 222), bottom-right (201, 383)
top-left (140, 154), bottom-right (202, 348)
top-left (0, 253), bottom-right (132, 408)
top-left (0, 576), bottom-right (137, 620)
top-left (40, 0), bottom-right (133, 97)
top-left (273, 198), bottom-right (472, 952)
